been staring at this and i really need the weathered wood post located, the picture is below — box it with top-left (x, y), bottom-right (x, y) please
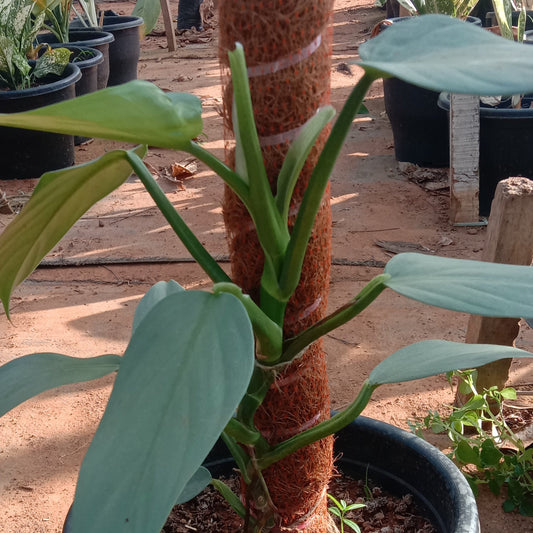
top-left (456, 177), bottom-right (533, 405)
top-left (449, 94), bottom-right (480, 223)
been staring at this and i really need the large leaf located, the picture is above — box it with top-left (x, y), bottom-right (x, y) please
top-left (0, 146), bottom-right (146, 316)
top-left (69, 290), bottom-right (255, 533)
top-left (384, 253), bottom-right (533, 318)
top-left (175, 467), bottom-right (212, 505)
top-left (131, 280), bottom-right (184, 335)
top-left (0, 81), bottom-right (202, 149)
top-left (0, 353), bottom-right (121, 417)
top-left (358, 15), bottom-right (533, 95)
top-left (369, 340), bottom-right (533, 385)
top-left (132, 0), bottom-right (160, 34)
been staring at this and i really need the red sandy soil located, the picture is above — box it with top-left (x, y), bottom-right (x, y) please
top-left (1, 1), bottom-right (532, 531)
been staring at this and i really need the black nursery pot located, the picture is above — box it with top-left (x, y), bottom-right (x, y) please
top-left (0, 63), bottom-right (81, 180)
top-left (384, 76), bottom-right (451, 167)
top-left (102, 16), bottom-right (144, 86)
top-left (438, 92), bottom-right (533, 217)
top-left (70, 15), bottom-right (144, 86)
top-left (60, 45), bottom-right (103, 144)
top-left (61, 417), bottom-right (479, 533)
top-left (382, 16), bottom-right (481, 168)
top-left (37, 30), bottom-right (114, 90)
top-left (203, 416), bottom-right (480, 533)
top-left (486, 10), bottom-right (533, 29)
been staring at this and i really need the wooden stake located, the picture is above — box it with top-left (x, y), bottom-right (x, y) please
top-left (449, 94), bottom-right (480, 223)
top-left (456, 177), bottom-right (533, 404)
top-left (160, 0), bottom-right (177, 51)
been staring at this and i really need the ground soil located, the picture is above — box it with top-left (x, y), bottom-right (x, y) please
top-left (1, 1), bottom-right (533, 531)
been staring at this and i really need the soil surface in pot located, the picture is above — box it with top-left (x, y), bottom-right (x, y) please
top-left (162, 474), bottom-right (436, 532)
top-left (1, 1), bottom-right (533, 532)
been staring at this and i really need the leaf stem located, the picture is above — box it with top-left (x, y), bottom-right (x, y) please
top-left (278, 71), bottom-right (376, 300)
top-left (126, 151), bottom-right (231, 284)
top-left (280, 274), bottom-right (389, 365)
top-left (213, 282), bottom-right (283, 361)
top-left (257, 380), bottom-right (378, 469)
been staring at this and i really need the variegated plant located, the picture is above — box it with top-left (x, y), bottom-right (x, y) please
top-left (0, 0), bottom-right (70, 90)
top-left (35, 0), bottom-right (74, 43)
top-left (394, 0), bottom-right (480, 18)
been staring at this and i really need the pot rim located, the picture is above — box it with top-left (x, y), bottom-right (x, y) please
top-left (438, 91), bottom-right (533, 117)
top-left (101, 15), bottom-right (144, 32)
top-left (49, 44), bottom-right (104, 69)
top-left (0, 63), bottom-right (81, 100)
top-left (37, 30), bottom-right (115, 47)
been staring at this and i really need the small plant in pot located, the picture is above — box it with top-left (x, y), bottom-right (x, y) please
top-left (438, 0), bottom-right (533, 216)
top-left (0, 0), bottom-right (71, 91)
top-left (36, 0), bottom-right (73, 43)
top-left (67, 0), bottom-right (145, 85)
top-left (2, 15), bottom-right (533, 533)
top-left (377, 0), bottom-right (482, 168)
top-left (0, 0), bottom-right (79, 179)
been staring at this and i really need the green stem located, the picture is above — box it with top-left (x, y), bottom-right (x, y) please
top-left (213, 282), bottom-right (283, 361)
top-left (221, 431), bottom-right (253, 485)
top-left (277, 72), bottom-right (376, 300)
top-left (257, 380), bottom-right (378, 469)
top-left (126, 151), bottom-right (230, 284)
top-left (225, 417), bottom-right (263, 446)
top-left (279, 274), bottom-right (390, 365)
top-left (228, 44), bottom-right (289, 275)
top-left (237, 366), bottom-right (276, 436)
top-left (259, 284), bottom-right (287, 330)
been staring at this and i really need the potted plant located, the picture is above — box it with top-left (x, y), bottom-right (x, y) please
top-left (35, 0), bottom-right (114, 90)
top-left (437, 0), bottom-right (533, 215)
top-left (0, 0), bottom-right (79, 179)
top-left (1, 15), bottom-right (533, 533)
top-left (377, 0), bottom-right (481, 167)
top-left (68, 0), bottom-right (144, 85)
top-left (43, 43), bottom-right (103, 144)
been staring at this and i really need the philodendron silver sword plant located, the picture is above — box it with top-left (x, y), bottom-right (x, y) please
top-left (1, 15), bottom-right (533, 533)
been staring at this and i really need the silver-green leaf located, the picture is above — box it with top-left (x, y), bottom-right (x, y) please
top-left (0, 353), bottom-right (121, 417)
top-left (69, 290), bottom-right (255, 533)
top-left (131, 280), bottom-right (185, 335)
top-left (369, 340), bottom-right (533, 385)
top-left (358, 15), bottom-right (533, 95)
top-left (175, 467), bottom-right (212, 505)
top-left (384, 253), bottom-right (533, 318)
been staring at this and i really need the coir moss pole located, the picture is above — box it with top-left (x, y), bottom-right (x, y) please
top-left (219, 1), bottom-right (335, 531)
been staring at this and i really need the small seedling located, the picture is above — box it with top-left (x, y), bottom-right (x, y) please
top-left (409, 370), bottom-right (533, 516)
top-left (327, 494), bottom-right (365, 533)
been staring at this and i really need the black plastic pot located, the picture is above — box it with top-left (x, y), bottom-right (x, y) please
top-left (37, 30), bottom-right (114, 90)
top-left (381, 16), bottom-right (481, 168)
top-left (438, 92), bottom-right (533, 216)
top-left (0, 63), bottom-right (81, 179)
top-left (61, 416), bottom-right (479, 532)
top-left (205, 417), bottom-right (479, 533)
top-left (486, 10), bottom-right (533, 29)
top-left (384, 76), bottom-right (450, 167)
top-left (37, 43), bottom-right (103, 144)
top-left (102, 15), bottom-right (144, 86)
top-left (70, 15), bottom-right (144, 86)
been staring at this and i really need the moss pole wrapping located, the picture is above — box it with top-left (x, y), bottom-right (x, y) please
top-left (219, 1), bottom-right (335, 530)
